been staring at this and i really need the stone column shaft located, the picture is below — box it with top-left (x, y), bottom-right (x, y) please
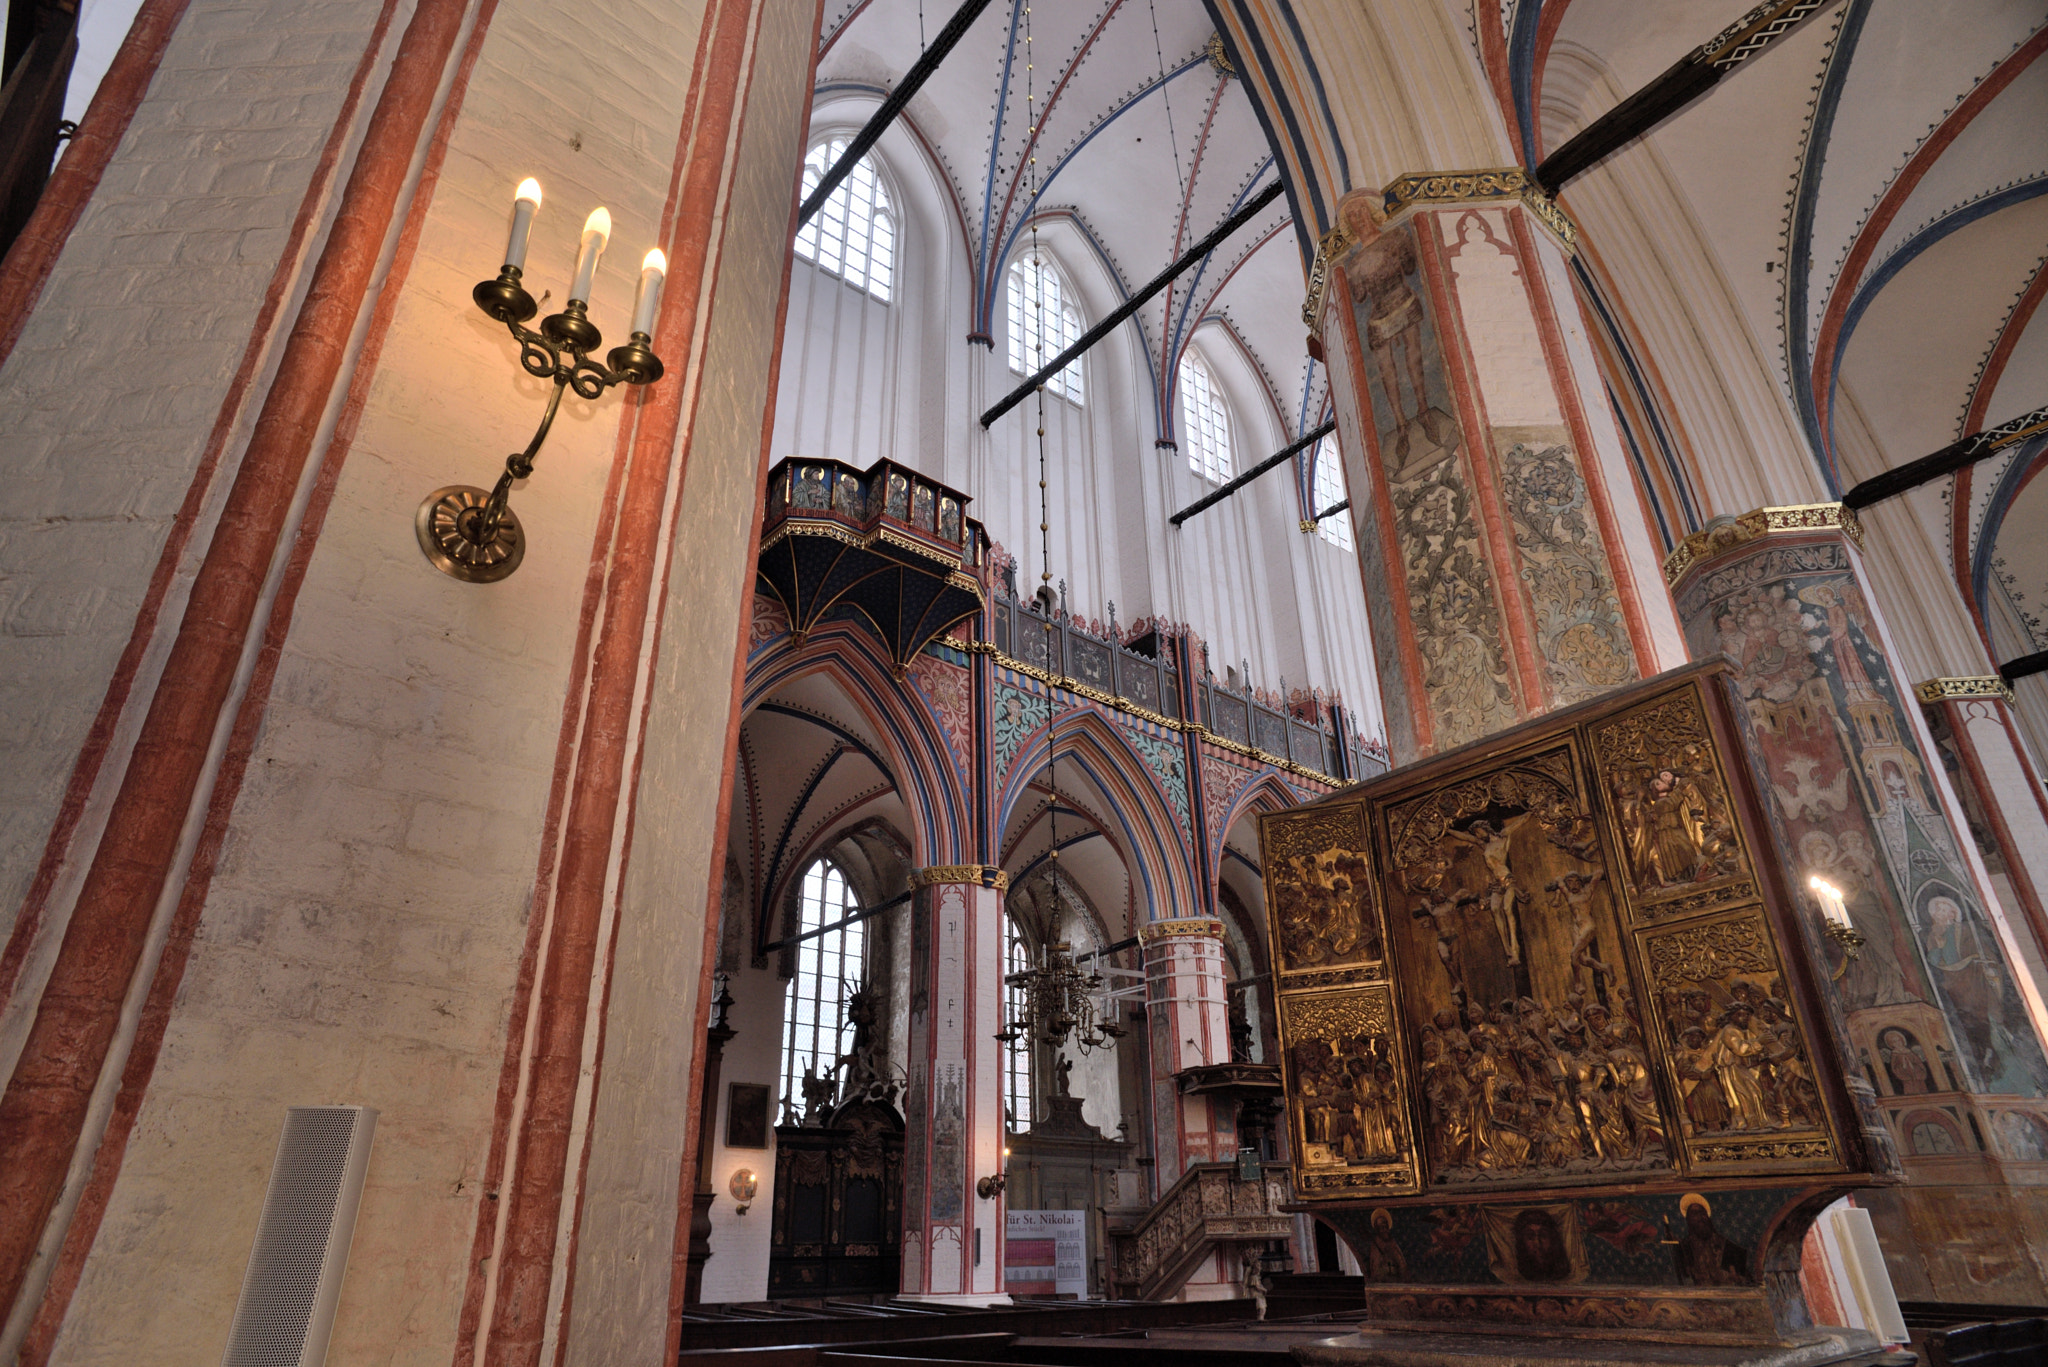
top-left (901, 868), bottom-right (1007, 1301)
top-left (1141, 918), bottom-right (1233, 1187)
top-left (1668, 508), bottom-right (2048, 1304)
top-left (1314, 174), bottom-right (1681, 762)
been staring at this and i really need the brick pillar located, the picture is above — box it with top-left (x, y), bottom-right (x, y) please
top-left (1310, 174), bottom-right (1682, 763)
top-left (1141, 918), bottom-right (1233, 1186)
top-left (1666, 505), bottom-right (2048, 1305)
top-left (900, 867), bottom-right (1007, 1302)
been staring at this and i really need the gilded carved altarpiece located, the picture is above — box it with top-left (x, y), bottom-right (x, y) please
top-left (1260, 669), bottom-right (1853, 1207)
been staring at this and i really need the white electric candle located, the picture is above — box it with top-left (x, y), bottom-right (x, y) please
top-left (1809, 876), bottom-right (1850, 929)
top-left (630, 248), bottom-right (667, 336)
top-left (504, 178), bottom-right (542, 270)
top-left (569, 207), bottom-right (611, 302)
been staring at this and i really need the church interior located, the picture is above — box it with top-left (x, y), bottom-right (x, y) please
top-left (1, 0), bottom-right (2046, 1363)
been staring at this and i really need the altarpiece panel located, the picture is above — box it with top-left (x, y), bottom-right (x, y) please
top-left (1258, 665), bottom-right (1882, 1342)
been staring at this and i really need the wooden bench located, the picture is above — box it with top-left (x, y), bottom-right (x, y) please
top-left (1924, 1317), bottom-right (2048, 1367)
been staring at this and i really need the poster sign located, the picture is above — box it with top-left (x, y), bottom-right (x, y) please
top-left (1005, 1209), bottom-right (1087, 1297)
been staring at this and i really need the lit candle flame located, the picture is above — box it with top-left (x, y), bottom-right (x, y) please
top-left (583, 206), bottom-right (612, 244)
top-left (1808, 875), bottom-right (1850, 928)
top-left (515, 177), bottom-right (542, 206)
top-left (642, 247), bottom-right (667, 275)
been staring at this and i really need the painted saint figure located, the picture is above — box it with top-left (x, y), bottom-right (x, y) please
top-left (1666, 1194), bottom-right (1751, 1287)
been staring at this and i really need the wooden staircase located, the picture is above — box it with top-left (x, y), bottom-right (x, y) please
top-left (1107, 1161), bottom-right (1293, 1301)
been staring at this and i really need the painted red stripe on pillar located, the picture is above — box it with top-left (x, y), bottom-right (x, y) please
top-left (0, 3), bottom-right (396, 1017)
top-left (0, 0), bottom-right (474, 1319)
top-left (0, 0), bottom-right (192, 367)
top-left (1508, 208), bottom-right (1660, 671)
top-left (479, 1), bottom-right (766, 1361)
top-left (9, 0), bottom-right (423, 1347)
top-left (1417, 211), bottom-right (1546, 716)
top-left (662, 7), bottom-right (822, 1323)
top-left (1329, 271), bottom-right (1433, 754)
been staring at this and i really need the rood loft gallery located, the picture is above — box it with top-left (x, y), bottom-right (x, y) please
top-left (0, 0), bottom-right (2046, 1363)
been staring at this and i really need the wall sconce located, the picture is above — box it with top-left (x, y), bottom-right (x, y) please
top-left (416, 178), bottom-right (667, 583)
top-left (728, 1168), bottom-right (758, 1216)
top-left (976, 1173), bottom-right (1007, 1200)
top-left (1809, 876), bottom-right (1864, 958)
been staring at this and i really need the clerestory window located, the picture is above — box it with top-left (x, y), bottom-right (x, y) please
top-left (1311, 435), bottom-right (1353, 550)
top-left (1179, 349), bottom-right (1233, 484)
top-left (794, 137), bottom-right (895, 302)
top-left (780, 859), bottom-right (866, 1119)
top-left (1007, 251), bottom-right (1085, 405)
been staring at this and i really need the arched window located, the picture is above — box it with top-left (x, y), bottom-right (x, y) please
top-left (1004, 917), bottom-right (1034, 1129)
top-left (780, 859), bottom-right (866, 1118)
top-left (1007, 251), bottom-right (1084, 404)
top-left (1310, 435), bottom-right (1352, 550)
top-left (1178, 350), bottom-right (1232, 484)
top-left (794, 137), bottom-right (895, 302)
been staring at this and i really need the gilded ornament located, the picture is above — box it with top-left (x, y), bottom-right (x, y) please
top-left (1378, 167), bottom-right (1578, 252)
top-left (911, 865), bottom-right (1009, 890)
top-left (1914, 676), bottom-right (2016, 705)
top-left (1662, 504), bottom-right (1864, 587)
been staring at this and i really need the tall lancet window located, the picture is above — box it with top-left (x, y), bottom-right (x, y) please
top-left (1178, 350), bottom-right (1233, 484)
top-left (1311, 435), bottom-right (1353, 550)
top-left (1007, 251), bottom-right (1085, 404)
top-left (794, 136), bottom-right (895, 302)
top-left (780, 859), bottom-right (866, 1119)
top-left (1004, 915), bottom-right (1034, 1130)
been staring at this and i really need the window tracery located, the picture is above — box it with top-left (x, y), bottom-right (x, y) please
top-left (1005, 914), bottom-right (1034, 1129)
top-left (1179, 349), bottom-right (1232, 484)
top-left (1312, 435), bottom-right (1352, 550)
top-left (1007, 251), bottom-right (1084, 405)
top-left (780, 858), bottom-right (866, 1119)
top-left (794, 137), bottom-right (895, 302)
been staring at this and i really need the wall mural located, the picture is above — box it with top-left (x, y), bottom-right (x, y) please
top-left (1495, 428), bottom-right (1637, 706)
top-left (1679, 542), bottom-right (2048, 1099)
top-left (1341, 220), bottom-right (1517, 748)
top-left (992, 676), bottom-right (1052, 789)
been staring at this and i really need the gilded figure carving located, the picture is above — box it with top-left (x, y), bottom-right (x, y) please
top-left (1383, 743), bottom-right (1671, 1185)
top-left (1280, 989), bottom-right (1417, 1193)
top-left (1262, 805), bottom-right (1384, 972)
top-left (1590, 687), bottom-right (1748, 916)
top-left (1643, 912), bottom-right (1835, 1167)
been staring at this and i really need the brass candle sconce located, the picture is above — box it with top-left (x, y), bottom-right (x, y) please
top-left (416, 180), bottom-right (667, 583)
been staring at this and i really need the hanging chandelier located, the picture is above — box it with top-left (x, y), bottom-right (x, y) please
top-left (998, 925), bottom-right (1125, 1055)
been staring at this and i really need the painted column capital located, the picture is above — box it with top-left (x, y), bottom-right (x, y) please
top-left (1662, 502), bottom-right (1865, 588)
top-left (1378, 168), bottom-right (1578, 253)
top-left (1915, 676), bottom-right (2017, 705)
top-left (1138, 917), bottom-right (1226, 946)
top-left (912, 864), bottom-right (1008, 891)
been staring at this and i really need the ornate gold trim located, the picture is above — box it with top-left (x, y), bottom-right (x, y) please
top-left (1380, 167), bottom-right (1578, 253)
top-left (1204, 32), bottom-right (1234, 75)
top-left (913, 864), bottom-right (1009, 891)
top-left (760, 517), bottom-right (981, 586)
top-left (1661, 503), bottom-right (1865, 586)
top-left (1915, 676), bottom-right (2016, 705)
top-left (1138, 917), bottom-right (1226, 944)
top-left (1301, 222), bottom-right (1351, 334)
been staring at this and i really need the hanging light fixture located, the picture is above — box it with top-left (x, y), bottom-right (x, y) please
top-left (997, 936), bottom-right (1124, 1054)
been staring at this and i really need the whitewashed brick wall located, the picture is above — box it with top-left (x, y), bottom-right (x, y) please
top-left (0, 0), bottom-right (391, 949)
